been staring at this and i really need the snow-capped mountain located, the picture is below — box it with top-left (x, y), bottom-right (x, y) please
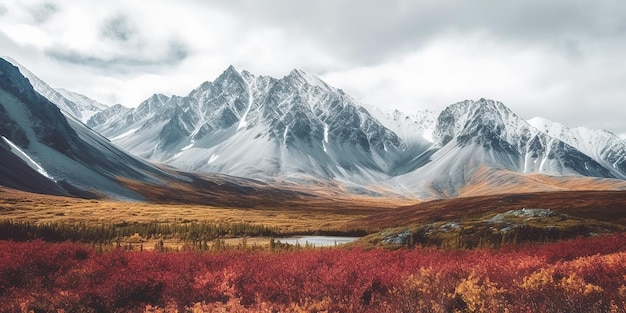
top-left (432, 99), bottom-right (608, 177)
top-left (394, 99), bottom-right (616, 197)
top-left (89, 66), bottom-right (413, 185)
top-left (5, 57), bottom-right (108, 122)
top-left (87, 67), bottom-right (626, 197)
top-left (8, 56), bottom-right (623, 200)
top-left (528, 117), bottom-right (626, 179)
top-left (434, 99), bottom-right (611, 177)
top-left (0, 57), bottom-right (173, 198)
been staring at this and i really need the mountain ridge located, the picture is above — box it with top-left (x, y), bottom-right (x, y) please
top-left (4, 57), bottom-right (108, 123)
top-left (88, 65), bottom-right (407, 185)
top-left (85, 66), bottom-right (626, 197)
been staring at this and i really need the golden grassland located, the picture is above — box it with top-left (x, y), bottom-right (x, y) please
top-left (0, 180), bottom-right (413, 250)
top-left (2, 182), bottom-right (626, 250)
top-left (0, 186), bottom-right (408, 250)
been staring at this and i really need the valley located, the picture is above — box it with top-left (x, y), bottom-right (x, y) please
top-left (2, 55), bottom-right (626, 312)
top-left (2, 54), bottom-right (626, 251)
top-left (0, 186), bottom-right (400, 250)
top-left (2, 186), bottom-right (625, 251)
top-left (3, 0), bottom-right (626, 309)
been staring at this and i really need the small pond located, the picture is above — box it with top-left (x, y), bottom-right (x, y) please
top-left (276, 236), bottom-right (361, 247)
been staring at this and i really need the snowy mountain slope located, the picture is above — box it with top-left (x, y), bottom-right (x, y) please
top-left (4, 57), bottom-right (108, 122)
top-left (528, 117), bottom-right (626, 179)
top-left (433, 99), bottom-right (610, 176)
top-left (0, 57), bottom-right (176, 199)
top-left (0, 137), bottom-right (68, 195)
top-left (6, 57), bottom-right (624, 200)
top-left (365, 105), bottom-right (438, 144)
top-left (394, 99), bottom-right (618, 198)
top-left (85, 103), bottom-right (132, 133)
top-left (89, 66), bottom-right (420, 185)
top-left (56, 88), bottom-right (109, 121)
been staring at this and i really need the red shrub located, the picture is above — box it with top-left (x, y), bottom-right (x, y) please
top-left (1, 235), bottom-right (626, 312)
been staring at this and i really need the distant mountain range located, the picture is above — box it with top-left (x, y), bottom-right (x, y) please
top-left (86, 65), bottom-right (626, 197)
top-left (2, 57), bottom-right (625, 198)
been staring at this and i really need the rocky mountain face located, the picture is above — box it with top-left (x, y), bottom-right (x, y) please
top-left (0, 57), bottom-right (172, 198)
top-left (432, 99), bottom-right (611, 177)
top-left (392, 99), bottom-right (617, 197)
top-left (528, 117), bottom-right (626, 179)
top-left (88, 66), bottom-right (409, 185)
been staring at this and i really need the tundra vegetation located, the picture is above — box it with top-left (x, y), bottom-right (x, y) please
top-left (2, 235), bottom-right (626, 312)
top-left (2, 189), bottom-right (626, 311)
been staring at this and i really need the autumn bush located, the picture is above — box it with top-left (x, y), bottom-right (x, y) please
top-left (2, 234), bottom-right (626, 312)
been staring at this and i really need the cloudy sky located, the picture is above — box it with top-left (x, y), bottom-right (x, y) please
top-left (1, 0), bottom-right (625, 137)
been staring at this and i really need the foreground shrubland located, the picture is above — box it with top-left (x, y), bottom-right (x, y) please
top-left (2, 235), bottom-right (626, 312)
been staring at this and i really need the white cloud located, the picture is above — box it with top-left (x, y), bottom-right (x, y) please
top-left (322, 33), bottom-right (562, 113)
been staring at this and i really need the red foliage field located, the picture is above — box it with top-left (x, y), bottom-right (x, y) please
top-left (2, 235), bottom-right (626, 312)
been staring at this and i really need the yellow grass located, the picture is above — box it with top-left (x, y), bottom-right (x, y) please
top-left (0, 187), bottom-right (407, 234)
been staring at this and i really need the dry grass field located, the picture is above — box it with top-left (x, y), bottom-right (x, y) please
top-left (0, 178), bottom-right (411, 249)
top-left (2, 172), bottom-right (626, 250)
top-left (0, 186), bottom-right (406, 235)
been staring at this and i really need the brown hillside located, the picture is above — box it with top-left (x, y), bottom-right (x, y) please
top-left (350, 190), bottom-right (626, 231)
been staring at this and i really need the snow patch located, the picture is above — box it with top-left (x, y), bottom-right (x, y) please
top-left (422, 128), bottom-right (434, 143)
top-left (283, 126), bottom-right (290, 145)
top-left (110, 128), bottom-right (139, 140)
top-left (181, 141), bottom-right (194, 151)
top-left (323, 123), bottom-right (329, 143)
top-left (2, 136), bottom-right (54, 180)
top-left (322, 123), bottom-right (329, 153)
top-left (238, 76), bottom-right (256, 130)
top-left (208, 154), bottom-right (219, 164)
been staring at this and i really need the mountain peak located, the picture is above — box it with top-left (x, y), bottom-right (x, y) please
top-left (240, 69), bottom-right (253, 79)
top-left (134, 93), bottom-right (171, 118)
top-left (220, 65), bottom-right (240, 78)
top-left (286, 69), bottom-right (332, 91)
top-left (433, 98), bottom-right (524, 147)
top-left (213, 65), bottom-right (246, 89)
top-left (288, 68), bottom-right (307, 77)
top-left (149, 93), bottom-right (170, 103)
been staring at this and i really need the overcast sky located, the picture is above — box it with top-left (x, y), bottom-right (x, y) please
top-left (1, 0), bottom-right (625, 138)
